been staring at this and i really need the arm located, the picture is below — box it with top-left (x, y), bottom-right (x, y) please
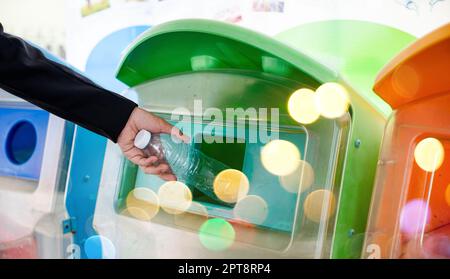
top-left (0, 24), bottom-right (188, 180)
top-left (0, 23), bottom-right (136, 142)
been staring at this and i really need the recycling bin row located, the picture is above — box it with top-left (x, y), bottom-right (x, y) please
top-left (1, 19), bottom-right (448, 259)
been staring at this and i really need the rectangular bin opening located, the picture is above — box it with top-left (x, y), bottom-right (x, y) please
top-left (108, 68), bottom-right (351, 256)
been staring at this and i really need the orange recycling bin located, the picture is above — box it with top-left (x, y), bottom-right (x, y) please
top-left (363, 23), bottom-right (450, 259)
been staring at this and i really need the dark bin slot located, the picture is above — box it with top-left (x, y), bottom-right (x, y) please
top-left (192, 134), bottom-right (247, 208)
top-left (196, 134), bottom-right (247, 172)
top-left (6, 121), bottom-right (37, 165)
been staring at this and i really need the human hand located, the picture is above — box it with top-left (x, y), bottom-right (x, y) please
top-left (117, 107), bottom-right (189, 181)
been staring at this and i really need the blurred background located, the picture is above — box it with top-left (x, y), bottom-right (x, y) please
top-left (1, 0), bottom-right (450, 67)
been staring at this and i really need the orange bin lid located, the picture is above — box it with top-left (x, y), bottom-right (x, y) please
top-left (373, 23), bottom-right (450, 109)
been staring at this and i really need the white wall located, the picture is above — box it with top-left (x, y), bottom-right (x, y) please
top-left (0, 0), bottom-right (66, 57)
top-left (1, 0), bottom-right (449, 64)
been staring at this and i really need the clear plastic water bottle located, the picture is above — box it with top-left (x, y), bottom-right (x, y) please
top-left (134, 130), bottom-right (231, 204)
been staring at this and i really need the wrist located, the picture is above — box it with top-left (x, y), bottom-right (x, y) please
top-left (117, 106), bottom-right (140, 144)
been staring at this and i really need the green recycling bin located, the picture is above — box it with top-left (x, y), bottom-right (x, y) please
top-left (105, 19), bottom-right (414, 258)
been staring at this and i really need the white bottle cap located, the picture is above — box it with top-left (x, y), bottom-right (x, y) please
top-left (134, 130), bottom-right (152, 150)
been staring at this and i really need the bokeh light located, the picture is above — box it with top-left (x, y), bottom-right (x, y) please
top-left (174, 202), bottom-right (209, 230)
top-left (303, 189), bottom-right (336, 223)
top-left (213, 169), bottom-right (249, 203)
top-left (315, 82), bottom-right (350, 119)
top-left (400, 199), bottom-right (431, 236)
top-left (84, 235), bottom-right (116, 259)
top-left (414, 138), bottom-right (445, 172)
top-left (445, 184), bottom-right (450, 207)
top-left (279, 160), bottom-right (314, 193)
top-left (288, 88), bottom-right (320, 124)
top-left (233, 195), bottom-right (268, 225)
top-left (198, 218), bottom-right (235, 251)
top-left (125, 188), bottom-right (159, 221)
top-left (261, 140), bottom-right (300, 176)
top-left (158, 181), bottom-right (192, 215)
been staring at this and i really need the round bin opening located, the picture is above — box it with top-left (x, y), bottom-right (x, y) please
top-left (5, 121), bottom-right (37, 165)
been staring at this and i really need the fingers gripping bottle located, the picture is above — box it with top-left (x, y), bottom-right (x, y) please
top-left (134, 130), bottom-right (231, 204)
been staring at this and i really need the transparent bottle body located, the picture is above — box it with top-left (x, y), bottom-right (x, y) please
top-left (142, 134), bottom-right (230, 203)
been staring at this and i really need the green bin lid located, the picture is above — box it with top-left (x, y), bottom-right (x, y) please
top-left (116, 19), bottom-right (336, 87)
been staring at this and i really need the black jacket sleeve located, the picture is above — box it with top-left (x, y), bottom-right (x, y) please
top-left (0, 23), bottom-right (137, 142)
